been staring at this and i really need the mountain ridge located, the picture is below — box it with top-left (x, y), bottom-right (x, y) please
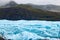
top-left (0, 5), bottom-right (60, 21)
top-left (27, 4), bottom-right (60, 12)
top-left (1, 1), bottom-right (60, 12)
top-left (0, 1), bottom-right (60, 21)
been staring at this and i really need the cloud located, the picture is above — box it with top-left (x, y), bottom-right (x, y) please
top-left (0, 0), bottom-right (60, 6)
top-left (13, 0), bottom-right (60, 5)
top-left (0, 0), bottom-right (11, 6)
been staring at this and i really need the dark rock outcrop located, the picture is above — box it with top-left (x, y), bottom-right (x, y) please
top-left (0, 37), bottom-right (5, 40)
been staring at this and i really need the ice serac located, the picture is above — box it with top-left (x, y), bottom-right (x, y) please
top-left (0, 20), bottom-right (60, 40)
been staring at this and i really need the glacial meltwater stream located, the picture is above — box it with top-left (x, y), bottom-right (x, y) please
top-left (0, 20), bottom-right (60, 40)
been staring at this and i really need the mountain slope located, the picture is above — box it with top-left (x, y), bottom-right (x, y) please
top-left (0, 4), bottom-right (60, 21)
top-left (28, 4), bottom-right (60, 12)
top-left (0, 1), bottom-right (60, 12)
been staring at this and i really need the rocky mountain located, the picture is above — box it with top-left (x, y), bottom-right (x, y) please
top-left (1, 1), bottom-right (60, 12)
top-left (0, 1), bottom-right (60, 21)
top-left (0, 4), bottom-right (60, 21)
top-left (1, 1), bottom-right (18, 8)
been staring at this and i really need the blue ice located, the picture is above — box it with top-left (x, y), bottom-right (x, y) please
top-left (0, 20), bottom-right (60, 40)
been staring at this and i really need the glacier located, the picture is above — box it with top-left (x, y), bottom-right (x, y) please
top-left (0, 20), bottom-right (60, 40)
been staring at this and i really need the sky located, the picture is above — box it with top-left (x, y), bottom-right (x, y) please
top-left (0, 0), bottom-right (60, 6)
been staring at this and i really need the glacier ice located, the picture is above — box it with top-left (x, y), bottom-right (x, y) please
top-left (0, 20), bottom-right (60, 40)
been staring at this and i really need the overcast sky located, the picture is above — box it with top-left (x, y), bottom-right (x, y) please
top-left (0, 0), bottom-right (60, 6)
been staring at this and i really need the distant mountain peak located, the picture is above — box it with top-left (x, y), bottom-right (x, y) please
top-left (8, 1), bottom-right (17, 5)
top-left (1, 1), bottom-right (18, 8)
